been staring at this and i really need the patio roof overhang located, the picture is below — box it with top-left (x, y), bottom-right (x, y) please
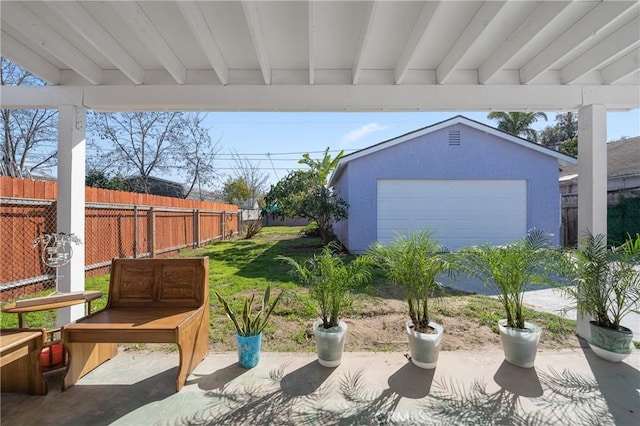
top-left (1, 1), bottom-right (638, 110)
top-left (1, 1), bottom-right (639, 327)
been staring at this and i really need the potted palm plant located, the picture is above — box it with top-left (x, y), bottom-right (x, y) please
top-left (562, 232), bottom-right (639, 362)
top-left (368, 231), bottom-right (453, 369)
top-left (278, 242), bottom-right (372, 367)
top-left (215, 285), bottom-right (282, 368)
top-left (460, 229), bottom-right (563, 368)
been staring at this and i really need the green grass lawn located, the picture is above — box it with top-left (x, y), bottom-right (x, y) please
top-left (1, 226), bottom-right (586, 352)
top-left (184, 225), bottom-right (323, 319)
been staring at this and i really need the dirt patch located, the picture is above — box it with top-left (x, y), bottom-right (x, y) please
top-left (206, 281), bottom-right (582, 354)
top-left (125, 300), bottom-right (581, 355)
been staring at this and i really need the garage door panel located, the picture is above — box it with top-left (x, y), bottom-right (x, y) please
top-left (377, 180), bottom-right (527, 250)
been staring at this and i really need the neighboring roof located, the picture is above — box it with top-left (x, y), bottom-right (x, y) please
top-left (126, 175), bottom-right (185, 198)
top-left (329, 115), bottom-right (577, 185)
top-left (560, 136), bottom-right (640, 180)
top-left (238, 199), bottom-right (259, 210)
top-left (126, 175), bottom-right (183, 185)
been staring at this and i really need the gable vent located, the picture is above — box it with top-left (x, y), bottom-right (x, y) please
top-left (449, 130), bottom-right (461, 146)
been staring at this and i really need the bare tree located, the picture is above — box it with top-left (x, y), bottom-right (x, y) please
top-left (89, 111), bottom-right (186, 193)
top-left (231, 150), bottom-right (269, 206)
top-left (1, 58), bottom-right (58, 177)
top-left (176, 113), bottom-right (222, 200)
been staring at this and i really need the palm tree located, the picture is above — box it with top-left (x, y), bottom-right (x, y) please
top-left (487, 112), bottom-right (548, 142)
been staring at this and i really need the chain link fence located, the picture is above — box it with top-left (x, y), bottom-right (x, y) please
top-left (1, 197), bottom-right (58, 299)
top-left (1, 179), bottom-right (238, 302)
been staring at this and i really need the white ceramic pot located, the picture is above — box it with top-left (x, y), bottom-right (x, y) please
top-left (498, 319), bottom-right (542, 368)
top-left (406, 320), bottom-right (443, 369)
top-left (313, 319), bottom-right (347, 367)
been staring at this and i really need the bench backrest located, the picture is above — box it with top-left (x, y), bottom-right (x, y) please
top-left (107, 257), bottom-right (209, 309)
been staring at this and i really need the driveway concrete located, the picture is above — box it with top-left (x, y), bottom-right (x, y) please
top-left (523, 287), bottom-right (640, 341)
top-left (2, 345), bottom-right (638, 425)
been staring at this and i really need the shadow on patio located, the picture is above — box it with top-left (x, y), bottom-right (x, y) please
top-left (1, 348), bottom-right (638, 425)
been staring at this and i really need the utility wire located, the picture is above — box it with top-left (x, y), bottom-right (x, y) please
top-left (266, 153), bottom-right (279, 180)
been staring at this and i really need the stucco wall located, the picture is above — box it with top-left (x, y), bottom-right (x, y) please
top-left (333, 169), bottom-right (349, 248)
top-left (332, 123), bottom-right (561, 253)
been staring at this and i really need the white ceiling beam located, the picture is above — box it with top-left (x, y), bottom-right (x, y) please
top-left (1, 32), bottom-right (60, 84)
top-left (4, 83), bottom-right (638, 112)
top-left (178, 1), bottom-right (229, 86)
top-left (0, 86), bottom-right (83, 109)
top-left (50, 1), bottom-right (144, 85)
top-left (562, 16), bottom-right (640, 84)
top-left (308, 0), bottom-right (315, 85)
top-left (520, 2), bottom-right (637, 84)
top-left (110, 1), bottom-right (186, 85)
top-left (83, 85), bottom-right (640, 111)
top-left (479, 1), bottom-right (572, 84)
top-left (601, 49), bottom-right (640, 85)
top-left (81, 85), bottom-right (583, 111)
top-left (241, 1), bottom-right (271, 85)
top-left (394, 1), bottom-right (441, 84)
top-left (582, 84), bottom-right (640, 107)
top-left (436, 1), bottom-right (506, 84)
top-left (352, 1), bottom-right (380, 85)
top-left (4, 84), bottom-right (636, 111)
top-left (1, 2), bottom-right (102, 85)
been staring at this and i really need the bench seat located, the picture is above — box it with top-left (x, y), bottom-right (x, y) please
top-left (64, 308), bottom-right (201, 339)
top-left (62, 257), bottom-right (209, 392)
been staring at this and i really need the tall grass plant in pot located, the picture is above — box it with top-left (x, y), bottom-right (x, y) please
top-left (278, 242), bottom-right (372, 367)
top-left (215, 285), bottom-right (282, 368)
top-left (368, 231), bottom-right (453, 369)
top-left (563, 232), bottom-right (640, 362)
top-left (460, 229), bottom-right (563, 368)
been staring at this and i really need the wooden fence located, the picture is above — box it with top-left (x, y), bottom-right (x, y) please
top-left (561, 190), bottom-right (640, 247)
top-left (561, 194), bottom-right (578, 247)
top-left (0, 176), bottom-right (237, 300)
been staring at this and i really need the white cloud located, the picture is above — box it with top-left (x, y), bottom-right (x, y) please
top-left (341, 122), bottom-right (387, 145)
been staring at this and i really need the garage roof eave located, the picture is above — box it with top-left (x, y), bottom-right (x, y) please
top-left (329, 164), bottom-right (345, 188)
top-left (330, 115), bottom-right (578, 183)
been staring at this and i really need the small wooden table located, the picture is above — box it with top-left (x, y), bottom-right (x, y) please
top-left (0, 329), bottom-right (48, 395)
top-left (2, 291), bottom-right (103, 328)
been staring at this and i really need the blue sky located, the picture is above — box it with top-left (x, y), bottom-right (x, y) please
top-left (204, 109), bottom-right (640, 187)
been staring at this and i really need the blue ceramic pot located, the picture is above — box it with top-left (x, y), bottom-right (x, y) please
top-left (236, 333), bottom-right (262, 368)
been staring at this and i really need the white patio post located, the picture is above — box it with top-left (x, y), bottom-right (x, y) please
top-left (56, 105), bottom-right (86, 326)
top-left (576, 104), bottom-right (607, 339)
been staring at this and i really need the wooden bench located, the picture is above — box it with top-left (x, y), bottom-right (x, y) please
top-left (1, 328), bottom-right (48, 395)
top-left (62, 257), bottom-right (209, 392)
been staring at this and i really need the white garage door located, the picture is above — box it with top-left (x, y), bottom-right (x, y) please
top-left (377, 180), bottom-right (527, 251)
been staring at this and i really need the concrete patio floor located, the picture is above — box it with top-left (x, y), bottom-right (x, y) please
top-left (1, 340), bottom-right (639, 426)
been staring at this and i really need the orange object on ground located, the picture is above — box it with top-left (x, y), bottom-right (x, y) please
top-left (40, 344), bottom-right (64, 367)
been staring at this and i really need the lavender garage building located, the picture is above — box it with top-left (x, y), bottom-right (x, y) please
top-left (329, 116), bottom-right (576, 254)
